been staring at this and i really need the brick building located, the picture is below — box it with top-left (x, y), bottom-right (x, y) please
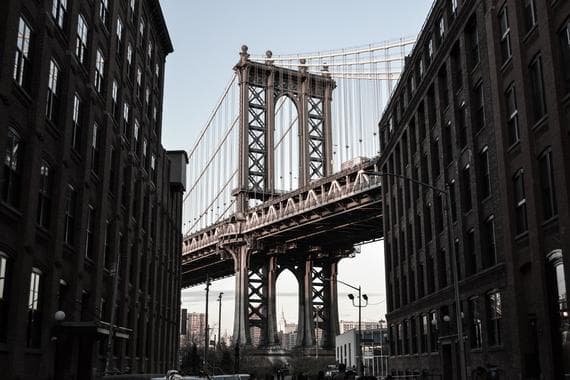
top-left (378, 0), bottom-right (569, 378)
top-left (0, 0), bottom-right (186, 379)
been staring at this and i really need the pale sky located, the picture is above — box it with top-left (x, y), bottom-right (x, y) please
top-left (159, 0), bottom-right (434, 335)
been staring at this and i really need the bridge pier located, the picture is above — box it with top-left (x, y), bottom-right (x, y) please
top-left (232, 245), bottom-right (251, 345)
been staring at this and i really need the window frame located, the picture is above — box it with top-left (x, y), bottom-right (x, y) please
top-left (499, 6), bottom-right (512, 64)
top-left (51, 0), bottom-right (68, 29)
top-left (513, 169), bottom-right (528, 235)
top-left (538, 147), bottom-right (557, 220)
top-left (46, 58), bottom-right (60, 124)
top-left (13, 16), bottom-right (33, 91)
top-left (75, 14), bottom-right (88, 65)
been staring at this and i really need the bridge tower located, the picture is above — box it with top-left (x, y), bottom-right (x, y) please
top-left (228, 46), bottom-right (340, 350)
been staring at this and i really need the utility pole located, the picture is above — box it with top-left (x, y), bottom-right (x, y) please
top-left (204, 275), bottom-right (211, 371)
top-left (217, 292), bottom-right (223, 350)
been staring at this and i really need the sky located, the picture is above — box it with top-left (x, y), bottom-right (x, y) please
top-left (158, 0), bottom-right (433, 336)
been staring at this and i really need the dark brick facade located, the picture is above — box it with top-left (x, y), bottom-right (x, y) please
top-left (0, 0), bottom-right (186, 379)
top-left (378, 0), bottom-right (570, 378)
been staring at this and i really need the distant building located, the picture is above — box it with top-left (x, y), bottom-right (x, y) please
top-left (339, 320), bottom-right (380, 334)
top-left (0, 0), bottom-right (185, 378)
top-left (335, 328), bottom-right (388, 377)
top-left (181, 312), bottom-right (205, 346)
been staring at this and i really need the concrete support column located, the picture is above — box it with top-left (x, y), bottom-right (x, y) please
top-left (264, 255), bottom-right (279, 347)
top-left (232, 245), bottom-right (251, 345)
top-left (297, 258), bottom-right (315, 347)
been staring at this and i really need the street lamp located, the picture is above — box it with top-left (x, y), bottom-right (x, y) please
top-left (326, 277), bottom-right (368, 376)
top-left (361, 170), bottom-right (467, 380)
top-left (204, 275), bottom-right (212, 372)
top-left (217, 292), bottom-right (223, 350)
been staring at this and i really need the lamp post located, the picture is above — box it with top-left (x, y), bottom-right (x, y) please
top-left (217, 292), bottom-right (223, 350)
top-left (204, 275), bottom-right (212, 372)
top-left (326, 277), bottom-right (368, 376)
top-left (362, 170), bottom-right (467, 380)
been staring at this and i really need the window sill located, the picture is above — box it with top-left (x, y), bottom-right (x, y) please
top-left (522, 24), bottom-right (539, 46)
top-left (514, 231), bottom-right (529, 242)
top-left (11, 82), bottom-right (33, 105)
top-left (541, 215), bottom-right (559, 229)
top-left (499, 56), bottom-right (513, 74)
top-left (531, 114), bottom-right (549, 132)
top-left (0, 201), bottom-right (22, 222)
top-left (24, 348), bottom-right (42, 355)
top-left (506, 140), bottom-right (521, 155)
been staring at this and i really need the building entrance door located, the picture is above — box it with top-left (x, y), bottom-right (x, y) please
top-left (442, 343), bottom-right (453, 380)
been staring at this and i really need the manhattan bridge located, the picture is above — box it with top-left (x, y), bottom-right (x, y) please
top-left (182, 37), bottom-right (415, 351)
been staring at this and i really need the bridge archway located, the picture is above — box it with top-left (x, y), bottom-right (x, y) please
top-left (274, 95), bottom-right (300, 192)
top-left (275, 267), bottom-right (300, 349)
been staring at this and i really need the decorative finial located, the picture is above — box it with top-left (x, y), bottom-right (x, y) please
top-left (299, 58), bottom-right (307, 73)
top-left (239, 45), bottom-right (250, 64)
top-left (265, 50), bottom-right (273, 58)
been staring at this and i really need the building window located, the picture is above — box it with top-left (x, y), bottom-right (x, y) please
top-left (472, 83), bottom-right (484, 132)
top-left (13, 16), bottom-right (32, 91)
top-left (126, 44), bottom-right (133, 76)
top-left (136, 67), bottom-right (142, 100)
top-left (94, 49), bottom-right (105, 94)
top-left (143, 139), bottom-right (148, 168)
top-left (3, 129), bottom-right (23, 208)
top-left (487, 291), bottom-right (502, 346)
top-left (449, 179), bottom-right (457, 222)
top-left (466, 16), bottom-right (479, 69)
top-left (133, 119), bottom-right (140, 155)
top-left (461, 165), bottom-right (472, 212)
top-left (139, 19), bottom-right (145, 44)
top-left (123, 102), bottom-right (130, 136)
top-left (147, 41), bottom-right (153, 60)
top-left (46, 59), bottom-right (60, 124)
top-left (397, 323), bottom-right (403, 355)
top-left (115, 17), bottom-right (123, 56)
top-left (479, 146), bottom-right (490, 199)
top-left (560, 21), bottom-right (570, 93)
top-left (155, 63), bottom-right (160, 79)
top-left (85, 205), bottom-right (95, 259)
top-left (420, 314), bottom-right (428, 352)
top-left (469, 297), bottom-right (482, 349)
top-left (0, 253), bottom-right (9, 342)
top-left (129, 0), bottom-right (136, 21)
top-left (91, 123), bottom-right (99, 174)
top-left (27, 268), bottom-right (42, 348)
top-left (72, 94), bottom-right (81, 151)
top-left (457, 104), bottom-right (467, 148)
top-left (523, 0), bottom-right (537, 33)
top-left (529, 55), bottom-right (547, 122)
top-left (429, 311), bottom-right (438, 352)
top-left (111, 80), bottom-right (119, 120)
top-left (539, 148), bottom-right (557, 220)
top-left (76, 14), bottom-right (88, 65)
top-left (482, 215), bottom-right (497, 268)
top-left (99, 0), bottom-right (109, 28)
top-left (51, 0), bottom-right (67, 29)
top-left (64, 185), bottom-right (76, 245)
top-left (513, 169), bottom-right (528, 235)
top-left (505, 84), bottom-right (520, 146)
top-left (37, 161), bottom-right (51, 228)
top-left (547, 250), bottom-right (568, 316)
top-left (499, 6), bottom-right (512, 64)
